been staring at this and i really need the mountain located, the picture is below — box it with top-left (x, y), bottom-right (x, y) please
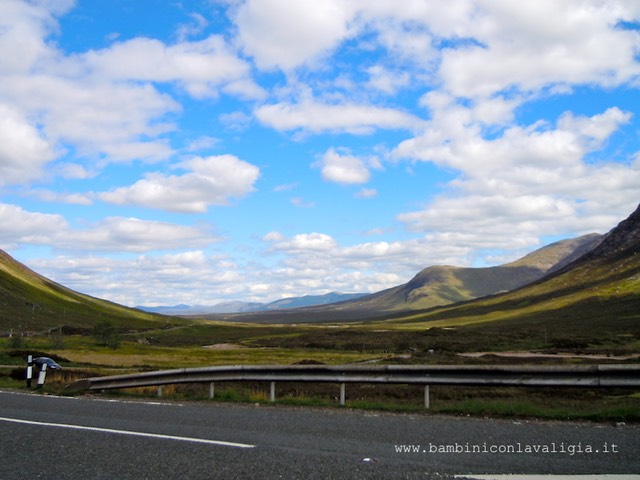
top-left (0, 250), bottom-right (183, 333)
top-left (138, 292), bottom-right (367, 315)
top-left (351, 233), bottom-right (603, 311)
top-left (391, 202), bottom-right (640, 335)
top-left (203, 233), bottom-right (604, 323)
top-left (261, 292), bottom-right (367, 310)
top-left (136, 302), bottom-right (264, 315)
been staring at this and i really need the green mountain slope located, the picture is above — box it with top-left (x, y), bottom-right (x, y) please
top-left (389, 203), bottom-right (640, 349)
top-left (0, 250), bottom-right (182, 333)
top-left (325, 233), bottom-right (603, 312)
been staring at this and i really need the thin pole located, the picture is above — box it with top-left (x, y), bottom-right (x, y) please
top-left (424, 385), bottom-right (430, 409)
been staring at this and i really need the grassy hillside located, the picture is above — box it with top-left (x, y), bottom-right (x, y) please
top-left (357, 234), bottom-right (603, 310)
top-left (370, 205), bottom-right (640, 352)
top-left (0, 250), bottom-right (185, 333)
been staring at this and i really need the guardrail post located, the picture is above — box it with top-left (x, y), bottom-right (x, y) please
top-left (270, 382), bottom-right (276, 402)
top-left (157, 385), bottom-right (163, 397)
top-left (26, 354), bottom-right (33, 388)
top-left (424, 385), bottom-right (430, 410)
top-left (36, 363), bottom-right (47, 389)
top-left (339, 383), bottom-right (346, 406)
top-left (209, 382), bottom-right (215, 399)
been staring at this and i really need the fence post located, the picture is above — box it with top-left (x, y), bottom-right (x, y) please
top-left (424, 385), bottom-right (430, 410)
top-left (270, 382), bottom-right (276, 402)
top-left (36, 363), bottom-right (47, 389)
top-left (209, 382), bottom-right (215, 399)
top-left (26, 355), bottom-right (33, 388)
top-left (339, 383), bottom-right (346, 406)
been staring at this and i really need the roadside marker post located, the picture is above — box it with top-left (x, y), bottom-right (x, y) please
top-left (36, 363), bottom-right (47, 389)
top-left (26, 354), bottom-right (33, 388)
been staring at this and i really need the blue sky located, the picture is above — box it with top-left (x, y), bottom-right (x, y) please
top-left (1, 0), bottom-right (639, 307)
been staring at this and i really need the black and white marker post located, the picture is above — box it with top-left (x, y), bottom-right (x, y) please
top-left (26, 354), bottom-right (33, 388)
top-left (36, 362), bottom-right (47, 389)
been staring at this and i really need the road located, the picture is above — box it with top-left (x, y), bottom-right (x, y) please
top-left (1, 389), bottom-right (639, 479)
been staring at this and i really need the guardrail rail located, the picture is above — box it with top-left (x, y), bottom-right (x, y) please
top-left (66, 364), bottom-right (640, 408)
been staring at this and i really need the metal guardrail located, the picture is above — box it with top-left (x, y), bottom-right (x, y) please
top-left (67, 364), bottom-right (640, 408)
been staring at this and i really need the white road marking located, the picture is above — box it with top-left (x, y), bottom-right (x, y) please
top-left (0, 389), bottom-right (185, 406)
top-left (0, 416), bottom-right (254, 449)
top-left (456, 476), bottom-right (640, 480)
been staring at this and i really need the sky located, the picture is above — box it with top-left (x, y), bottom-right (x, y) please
top-left (1, 0), bottom-right (639, 308)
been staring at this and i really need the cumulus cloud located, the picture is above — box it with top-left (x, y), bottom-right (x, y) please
top-left (100, 155), bottom-right (260, 213)
top-left (315, 148), bottom-right (371, 184)
top-left (0, 1), bottom-right (263, 175)
top-left (0, 203), bottom-right (67, 249)
top-left (0, 206), bottom-right (218, 254)
top-left (437, 1), bottom-right (640, 99)
top-left (255, 98), bottom-right (422, 134)
top-left (29, 250), bottom-right (245, 307)
top-left (0, 103), bottom-right (55, 185)
top-left (82, 35), bottom-right (262, 99)
top-left (234, 0), bottom-right (355, 70)
top-left (394, 106), bottom-right (639, 251)
top-left (0, 0), bottom-right (73, 74)
top-left (55, 217), bottom-right (218, 253)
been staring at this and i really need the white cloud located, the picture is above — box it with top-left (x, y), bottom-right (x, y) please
top-left (82, 35), bottom-right (261, 99)
top-left (437, 1), bottom-right (640, 98)
top-left (30, 190), bottom-right (93, 206)
top-left (55, 217), bottom-right (218, 253)
top-left (255, 98), bottom-right (422, 134)
top-left (175, 12), bottom-right (209, 42)
top-left (355, 188), bottom-right (378, 199)
top-left (394, 106), bottom-right (639, 252)
top-left (0, 2), bottom-right (264, 176)
top-left (316, 148), bottom-right (371, 184)
top-left (0, 0), bottom-right (73, 74)
top-left (269, 232), bottom-right (338, 252)
top-left (0, 103), bottom-right (55, 185)
top-left (29, 250), bottom-right (244, 307)
top-left (366, 65), bottom-right (411, 95)
top-left (234, 0), bottom-right (355, 70)
top-left (100, 155), bottom-right (260, 213)
top-left (2, 73), bottom-right (179, 164)
top-left (0, 203), bottom-right (67, 249)
top-left (0, 204), bottom-right (219, 255)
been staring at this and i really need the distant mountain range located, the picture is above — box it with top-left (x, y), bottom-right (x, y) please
top-left (136, 292), bottom-right (367, 315)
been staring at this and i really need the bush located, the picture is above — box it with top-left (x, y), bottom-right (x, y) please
top-left (93, 320), bottom-right (121, 349)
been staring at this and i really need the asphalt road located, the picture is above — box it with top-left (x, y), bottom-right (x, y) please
top-left (1, 389), bottom-right (639, 479)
